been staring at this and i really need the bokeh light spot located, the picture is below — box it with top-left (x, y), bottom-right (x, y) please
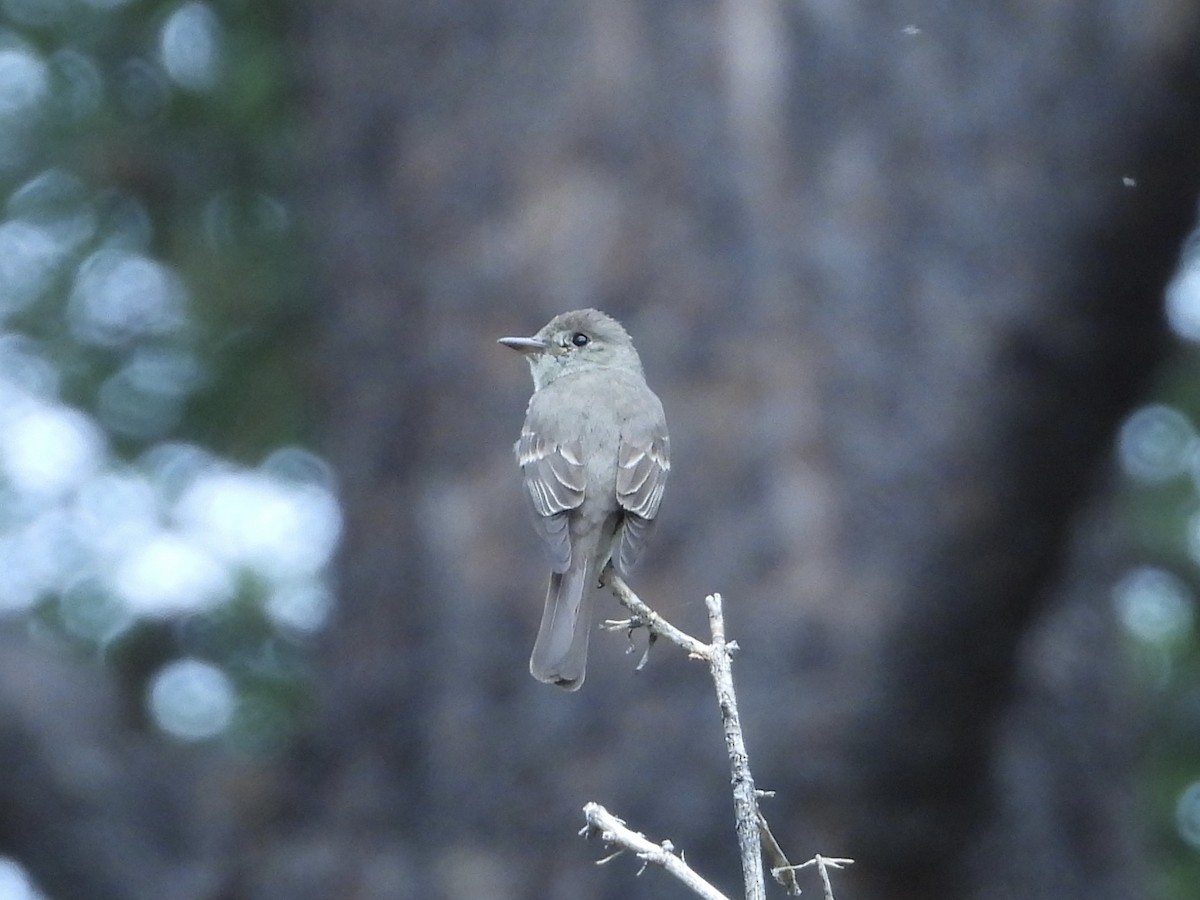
top-left (0, 221), bottom-right (64, 316)
top-left (68, 249), bottom-right (188, 347)
top-left (1117, 404), bottom-right (1195, 484)
top-left (1114, 566), bottom-right (1195, 645)
top-left (0, 335), bottom-right (57, 397)
top-left (0, 857), bottom-right (44, 900)
top-left (48, 49), bottom-right (105, 124)
top-left (0, 533), bottom-right (44, 613)
top-left (265, 580), bottom-right (333, 634)
top-left (1167, 253), bottom-right (1200, 343)
top-left (139, 441), bottom-right (219, 503)
top-left (8, 168), bottom-right (96, 247)
top-left (0, 404), bottom-right (105, 498)
top-left (60, 575), bottom-right (134, 644)
top-left (114, 532), bottom-right (233, 616)
top-left (1184, 516), bottom-right (1200, 575)
top-left (70, 471), bottom-right (158, 559)
top-left (0, 508), bottom-right (85, 612)
top-left (176, 470), bottom-right (342, 579)
top-left (148, 658), bottom-right (235, 741)
top-left (202, 190), bottom-right (289, 251)
top-left (262, 445), bottom-right (338, 490)
top-left (0, 45), bottom-right (48, 119)
top-left (97, 348), bottom-right (206, 439)
top-left (1177, 781), bottom-right (1200, 850)
top-left (160, 3), bottom-right (223, 92)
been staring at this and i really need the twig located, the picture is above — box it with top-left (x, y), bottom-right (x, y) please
top-left (581, 803), bottom-right (731, 900)
top-left (604, 574), bottom-right (711, 658)
top-left (605, 576), bottom-right (766, 900)
top-left (777, 855), bottom-right (855, 900)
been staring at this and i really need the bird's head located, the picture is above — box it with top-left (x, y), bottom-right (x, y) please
top-left (498, 308), bottom-right (644, 390)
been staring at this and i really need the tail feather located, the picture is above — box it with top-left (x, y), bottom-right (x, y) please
top-left (530, 559), bottom-right (593, 690)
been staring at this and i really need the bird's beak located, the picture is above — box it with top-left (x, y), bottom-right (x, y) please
top-left (498, 336), bottom-right (549, 354)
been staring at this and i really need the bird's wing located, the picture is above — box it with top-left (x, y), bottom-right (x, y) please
top-left (615, 423), bottom-right (670, 573)
top-left (517, 427), bottom-right (585, 573)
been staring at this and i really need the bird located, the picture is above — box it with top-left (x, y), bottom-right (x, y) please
top-left (499, 309), bottom-right (670, 690)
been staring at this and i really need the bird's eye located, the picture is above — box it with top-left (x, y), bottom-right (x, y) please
top-left (571, 332), bottom-right (590, 347)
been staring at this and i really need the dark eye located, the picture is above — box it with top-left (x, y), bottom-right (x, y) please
top-left (571, 332), bottom-right (590, 347)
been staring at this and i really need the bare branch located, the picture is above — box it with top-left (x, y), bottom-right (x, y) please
top-left (581, 803), bottom-right (732, 900)
top-left (778, 855), bottom-right (856, 900)
top-left (604, 576), bottom-right (766, 900)
top-left (604, 573), bottom-right (711, 659)
top-left (702, 592), bottom-right (766, 900)
top-left (593, 576), bottom-right (854, 900)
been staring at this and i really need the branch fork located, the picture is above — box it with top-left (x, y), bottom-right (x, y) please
top-left (582, 573), bottom-right (850, 899)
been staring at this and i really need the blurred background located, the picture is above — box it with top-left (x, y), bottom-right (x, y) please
top-left (1, 1), bottom-right (1200, 898)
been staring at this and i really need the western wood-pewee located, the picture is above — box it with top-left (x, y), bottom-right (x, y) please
top-left (499, 309), bottom-right (670, 690)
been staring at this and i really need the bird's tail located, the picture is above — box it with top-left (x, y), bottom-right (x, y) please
top-left (530, 558), bottom-right (593, 691)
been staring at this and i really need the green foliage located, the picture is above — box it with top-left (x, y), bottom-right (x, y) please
top-left (1119, 350), bottom-right (1200, 898)
top-left (0, 0), bottom-right (325, 753)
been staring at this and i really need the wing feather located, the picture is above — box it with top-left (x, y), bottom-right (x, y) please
top-left (616, 433), bottom-right (670, 519)
top-left (615, 429), bottom-right (670, 573)
top-left (517, 428), bottom-right (586, 573)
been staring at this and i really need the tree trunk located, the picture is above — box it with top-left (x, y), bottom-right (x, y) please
top-left (275, 2), bottom-right (1200, 898)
